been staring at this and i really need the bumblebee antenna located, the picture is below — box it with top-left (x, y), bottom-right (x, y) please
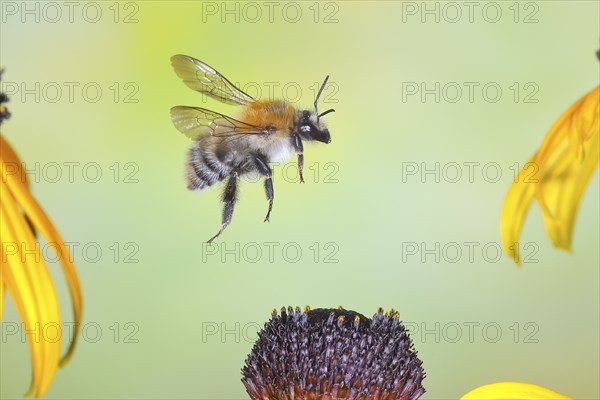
top-left (314, 75), bottom-right (330, 119)
top-left (318, 109), bottom-right (336, 118)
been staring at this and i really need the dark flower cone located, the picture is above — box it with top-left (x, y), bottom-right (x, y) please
top-left (242, 306), bottom-right (426, 400)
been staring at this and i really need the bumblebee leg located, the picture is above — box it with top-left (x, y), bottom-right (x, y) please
top-left (297, 154), bottom-right (305, 184)
top-left (252, 153), bottom-right (274, 222)
top-left (263, 178), bottom-right (274, 222)
top-left (207, 172), bottom-right (238, 243)
top-left (292, 133), bottom-right (305, 183)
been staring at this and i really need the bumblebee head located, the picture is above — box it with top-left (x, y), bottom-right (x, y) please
top-left (297, 75), bottom-right (335, 144)
top-left (297, 110), bottom-right (333, 144)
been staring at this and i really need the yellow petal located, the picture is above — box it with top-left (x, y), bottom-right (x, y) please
top-left (539, 127), bottom-right (599, 249)
top-left (0, 132), bottom-right (29, 187)
top-left (1, 134), bottom-right (83, 395)
top-left (461, 382), bottom-right (573, 400)
top-left (1, 134), bottom-right (83, 367)
top-left (532, 86), bottom-right (598, 218)
top-left (1, 183), bottom-right (54, 396)
top-left (500, 86), bottom-right (600, 264)
top-left (569, 86), bottom-right (600, 158)
top-left (500, 156), bottom-right (537, 265)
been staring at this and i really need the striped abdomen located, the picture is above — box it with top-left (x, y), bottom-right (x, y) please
top-left (185, 144), bottom-right (232, 191)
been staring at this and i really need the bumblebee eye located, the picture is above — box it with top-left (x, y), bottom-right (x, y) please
top-left (300, 125), bottom-right (311, 133)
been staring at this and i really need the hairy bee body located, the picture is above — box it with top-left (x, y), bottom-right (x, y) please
top-left (170, 55), bottom-right (334, 242)
top-left (185, 100), bottom-right (297, 191)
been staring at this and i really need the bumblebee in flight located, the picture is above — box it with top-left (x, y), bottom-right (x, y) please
top-left (170, 55), bottom-right (335, 243)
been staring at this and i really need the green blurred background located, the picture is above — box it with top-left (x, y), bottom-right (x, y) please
top-left (1, 1), bottom-right (598, 398)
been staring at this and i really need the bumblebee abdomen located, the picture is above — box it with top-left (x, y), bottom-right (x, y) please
top-left (186, 144), bottom-right (231, 191)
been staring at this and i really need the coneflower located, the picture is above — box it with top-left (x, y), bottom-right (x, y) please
top-left (242, 306), bottom-right (425, 400)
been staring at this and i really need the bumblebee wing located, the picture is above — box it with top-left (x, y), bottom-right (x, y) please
top-left (170, 106), bottom-right (265, 140)
top-left (171, 55), bottom-right (254, 105)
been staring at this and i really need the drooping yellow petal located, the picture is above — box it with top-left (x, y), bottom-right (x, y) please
top-left (500, 156), bottom-right (537, 265)
top-left (532, 86), bottom-right (599, 216)
top-left (461, 382), bottom-right (572, 400)
top-left (1, 135), bottom-right (83, 366)
top-left (1, 185), bottom-right (50, 396)
top-left (539, 125), bottom-right (599, 249)
top-left (3, 175), bottom-right (66, 396)
top-left (569, 85), bottom-right (600, 158)
top-left (1, 134), bottom-right (83, 396)
top-left (0, 134), bottom-right (28, 186)
top-left (501, 86), bottom-right (600, 264)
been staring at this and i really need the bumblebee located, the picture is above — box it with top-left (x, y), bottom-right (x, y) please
top-left (170, 55), bottom-right (334, 243)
